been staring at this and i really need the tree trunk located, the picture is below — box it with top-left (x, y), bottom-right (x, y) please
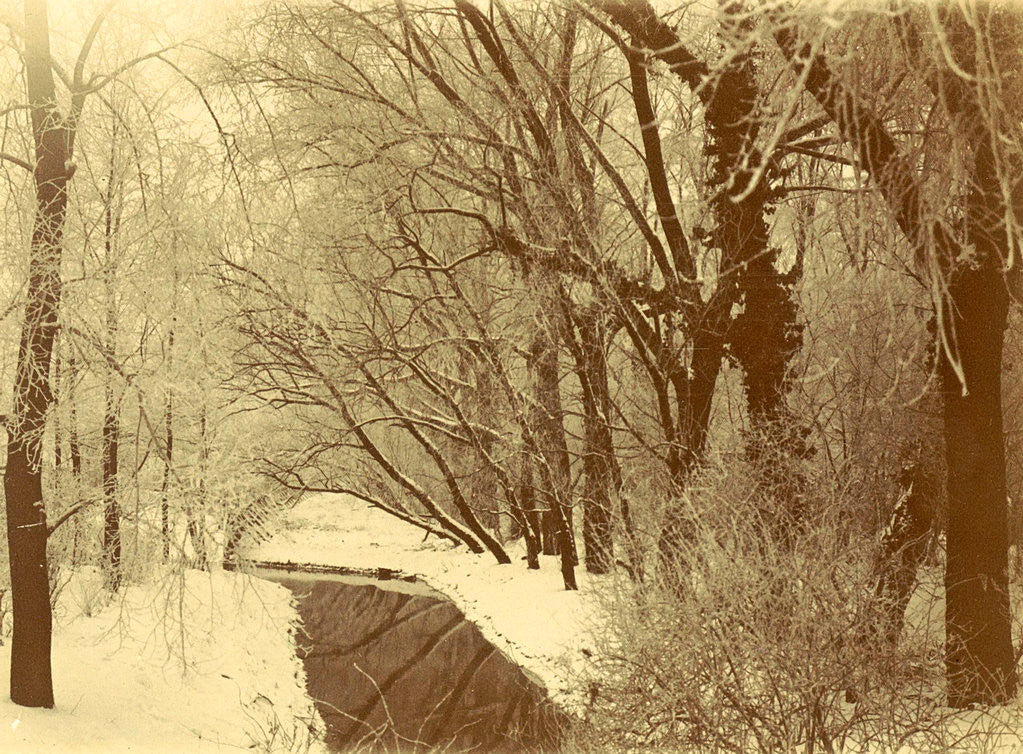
top-left (528, 322), bottom-right (576, 564)
top-left (67, 353), bottom-right (82, 567)
top-left (872, 460), bottom-right (936, 644)
top-left (191, 403), bottom-right (209, 570)
top-left (941, 134), bottom-right (1016, 707)
top-left (101, 129), bottom-right (121, 591)
top-left (658, 323), bottom-right (725, 591)
top-left (101, 385), bottom-right (120, 590)
top-left (161, 323), bottom-right (174, 561)
top-left (515, 451), bottom-right (541, 570)
top-left (576, 311), bottom-right (615, 575)
top-left (5, 0), bottom-right (69, 709)
top-left (941, 266), bottom-right (1014, 706)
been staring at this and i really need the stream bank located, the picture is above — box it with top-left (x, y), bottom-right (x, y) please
top-left (250, 565), bottom-right (566, 752)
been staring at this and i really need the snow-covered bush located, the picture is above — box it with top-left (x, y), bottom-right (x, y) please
top-left (580, 459), bottom-right (1016, 753)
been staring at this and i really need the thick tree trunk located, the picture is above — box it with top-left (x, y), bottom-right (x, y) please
top-left (941, 267), bottom-right (1013, 705)
top-left (5, 447), bottom-right (54, 709)
top-left (5, 0), bottom-right (68, 709)
top-left (941, 138), bottom-right (1016, 707)
top-left (720, 215), bottom-right (809, 532)
top-left (730, 239), bottom-right (807, 536)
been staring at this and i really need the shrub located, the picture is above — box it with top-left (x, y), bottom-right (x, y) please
top-left (581, 459), bottom-right (1017, 753)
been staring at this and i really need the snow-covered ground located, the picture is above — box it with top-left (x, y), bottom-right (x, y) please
top-left (0, 567), bottom-right (324, 753)
top-left (251, 492), bottom-right (603, 712)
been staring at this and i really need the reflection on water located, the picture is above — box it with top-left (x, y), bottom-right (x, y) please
top-left (267, 572), bottom-right (564, 752)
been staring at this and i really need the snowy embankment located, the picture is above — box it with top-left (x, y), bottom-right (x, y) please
top-left (0, 567), bottom-right (323, 753)
top-left (251, 492), bottom-right (602, 712)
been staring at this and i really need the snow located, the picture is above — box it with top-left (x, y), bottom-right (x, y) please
top-left (897, 565), bottom-right (1023, 753)
top-left (251, 492), bottom-right (602, 712)
top-left (0, 567), bottom-right (324, 753)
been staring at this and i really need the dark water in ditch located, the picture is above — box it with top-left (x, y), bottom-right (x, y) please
top-left (261, 571), bottom-right (565, 752)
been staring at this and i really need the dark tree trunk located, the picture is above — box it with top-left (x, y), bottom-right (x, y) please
top-left (731, 254), bottom-right (809, 543)
top-left (576, 311), bottom-right (615, 575)
top-left (941, 267), bottom-right (1013, 705)
top-left (5, 0), bottom-right (68, 709)
top-left (729, 225), bottom-right (808, 536)
top-left (941, 135), bottom-right (1015, 707)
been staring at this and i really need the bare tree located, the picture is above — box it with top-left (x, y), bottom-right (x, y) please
top-left (1, 0), bottom-right (180, 706)
top-left (100, 118), bottom-right (123, 591)
top-left (768, 0), bottom-right (1021, 706)
top-left (3, 0), bottom-right (77, 708)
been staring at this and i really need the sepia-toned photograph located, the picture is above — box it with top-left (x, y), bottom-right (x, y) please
top-left (0, 0), bottom-right (1022, 750)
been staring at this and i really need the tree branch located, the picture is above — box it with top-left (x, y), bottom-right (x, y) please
top-left (0, 152), bottom-right (32, 172)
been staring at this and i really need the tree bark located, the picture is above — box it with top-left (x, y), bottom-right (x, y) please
top-left (516, 451), bottom-right (541, 569)
top-left (161, 323), bottom-right (174, 561)
top-left (941, 134), bottom-right (1015, 706)
top-left (576, 310), bottom-right (615, 574)
top-left (5, 0), bottom-right (68, 709)
top-left (191, 403), bottom-right (209, 570)
top-left (101, 387), bottom-right (120, 590)
top-left (527, 321), bottom-right (576, 564)
top-left (101, 127), bottom-right (121, 591)
top-left (657, 322), bottom-right (725, 586)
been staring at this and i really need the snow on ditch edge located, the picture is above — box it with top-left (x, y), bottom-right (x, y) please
top-left (251, 492), bottom-right (602, 713)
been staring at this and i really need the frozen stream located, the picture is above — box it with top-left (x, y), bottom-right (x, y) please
top-left (252, 567), bottom-right (565, 751)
